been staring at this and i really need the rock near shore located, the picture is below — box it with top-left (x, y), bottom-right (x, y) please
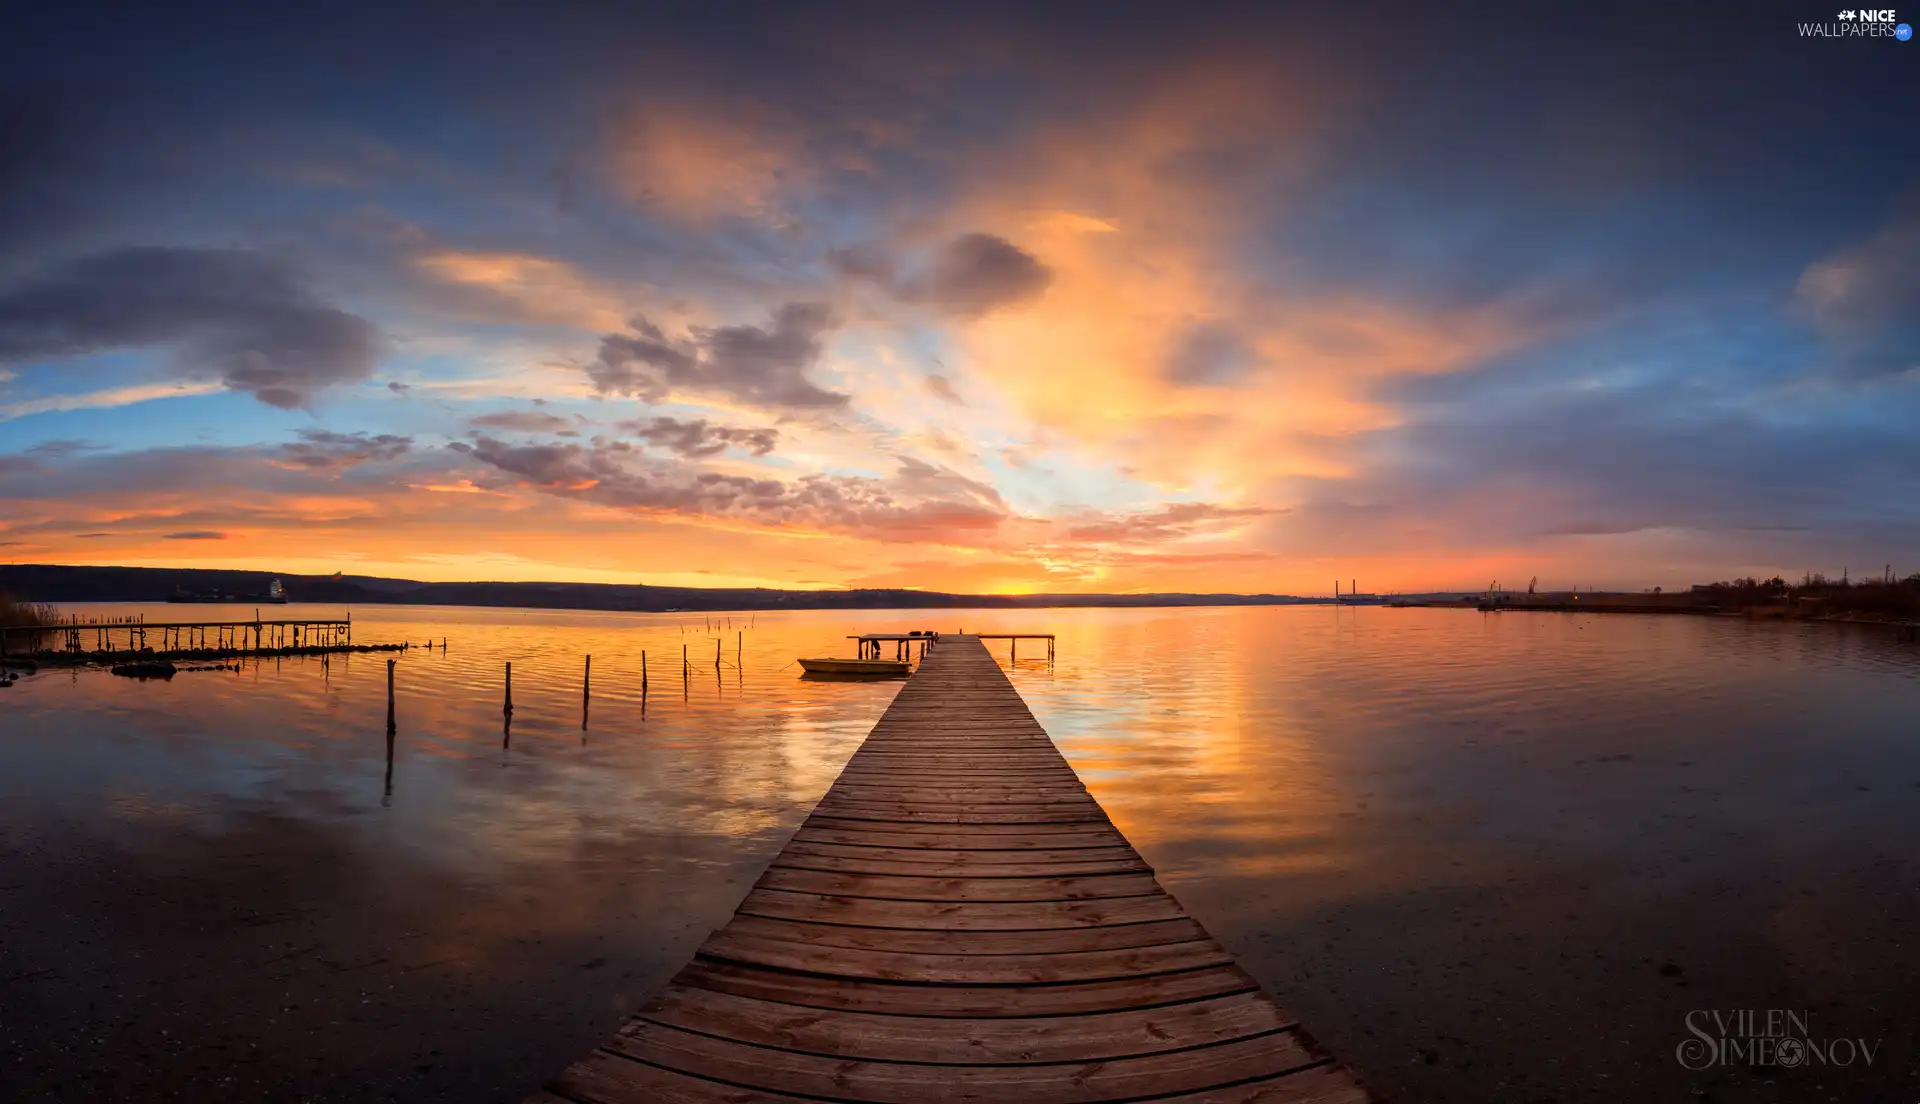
top-left (109, 661), bottom-right (178, 680)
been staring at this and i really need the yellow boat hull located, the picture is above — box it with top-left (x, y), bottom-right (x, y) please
top-left (797, 657), bottom-right (910, 677)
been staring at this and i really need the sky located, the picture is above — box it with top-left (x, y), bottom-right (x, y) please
top-left (0, 1), bottom-right (1915, 595)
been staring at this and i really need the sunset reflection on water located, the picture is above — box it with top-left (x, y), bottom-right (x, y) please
top-left (5, 604), bottom-right (1920, 1102)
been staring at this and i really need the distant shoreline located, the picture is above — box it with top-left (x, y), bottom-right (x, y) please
top-left (1401, 588), bottom-right (1920, 635)
top-left (2, 562), bottom-right (1371, 615)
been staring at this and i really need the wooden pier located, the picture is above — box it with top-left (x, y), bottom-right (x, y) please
top-left (527, 635), bottom-right (1372, 1103)
top-left (1, 615), bottom-right (352, 656)
top-left (980, 632), bottom-right (1055, 663)
top-left (849, 632), bottom-right (1055, 662)
top-left (848, 633), bottom-right (938, 660)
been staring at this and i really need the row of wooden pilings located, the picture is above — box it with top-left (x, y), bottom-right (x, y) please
top-left (383, 632), bottom-right (749, 735)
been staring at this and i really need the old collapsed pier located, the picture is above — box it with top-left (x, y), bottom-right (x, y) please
top-left (528, 634), bottom-right (1372, 1103)
top-left (0, 615), bottom-right (407, 667)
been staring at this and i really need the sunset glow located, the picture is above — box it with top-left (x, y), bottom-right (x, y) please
top-left (2, 6), bottom-right (1912, 594)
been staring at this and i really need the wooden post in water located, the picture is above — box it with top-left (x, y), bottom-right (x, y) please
top-left (737, 631), bottom-right (742, 670)
top-left (715, 637), bottom-right (721, 670)
top-left (504, 662), bottom-right (514, 716)
top-left (582, 655), bottom-right (591, 730)
top-left (386, 659), bottom-right (397, 734)
top-left (641, 650), bottom-right (649, 695)
top-left (682, 644), bottom-right (689, 682)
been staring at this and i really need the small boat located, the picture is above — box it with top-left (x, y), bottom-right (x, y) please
top-left (797, 657), bottom-right (910, 677)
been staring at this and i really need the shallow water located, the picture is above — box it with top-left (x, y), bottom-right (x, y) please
top-left (3, 604), bottom-right (1918, 1101)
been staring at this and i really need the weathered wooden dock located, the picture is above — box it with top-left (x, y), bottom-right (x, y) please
top-left (848, 633), bottom-right (939, 660)
top-left (980, 632), bottom-right (1055, 663)
top-left (849, 632), bottom-right (1055, 662)
top-left (527, 635), bottom-right (1372, 1103)
top-left (1, 615), bottom-right (352, 655)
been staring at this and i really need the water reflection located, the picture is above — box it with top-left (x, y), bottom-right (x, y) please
top-left (2, 604), bottom-right (1919, 1102)
top-left (982, 606), bottom-right (1920, 1103)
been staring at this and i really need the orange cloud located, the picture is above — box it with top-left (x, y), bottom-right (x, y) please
top-left (413, 250), bottom-right (629, 331)
top-left (613, 105), bottom-right (802, 222)
top-left (919, 61), bottom-right (1548, 503)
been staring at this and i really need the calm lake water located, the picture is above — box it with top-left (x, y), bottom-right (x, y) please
top-left (3, 604), bottom-right (1918, 1101)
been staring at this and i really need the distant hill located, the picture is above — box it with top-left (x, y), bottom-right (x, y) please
top-left (0, 564), bottom-right (1327, 613)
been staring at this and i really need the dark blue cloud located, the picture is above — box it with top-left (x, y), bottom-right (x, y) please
top-left (592, 303), bottom-right (846, 409)
top-left (0, 248), bottom-right (382, 408)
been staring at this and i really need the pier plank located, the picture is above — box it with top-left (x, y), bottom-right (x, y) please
top-left (754, 868), bottom-right (1165, 902)
top-left (737, 887), bottom-right (1189, 929)
top-left (670, 960), bottom-right (1265, 1017)
top-left (525, 636), bottom-right (1375, 1103)
top-left (793, 827), bottom-right (1129, 850)
top-left (605, 1020), bottom-right (1324, 1103)
top-left (549, 1051), bottom-right (811, 1104)
top-left (717, 915), bottom-right (1211, 954)
top-left (798, 821), bottom-right (1121, 837)
top-left (638, 988), bottom-right (1296, 1065)
top-left (815, 800), bottom-right (1102, 811)
top-left (697, 928), bottom-right (1233, 982)
top-left (781, 841), bottom-right (1141, 862)
top-left (772, 852), bottom-right (1150, 878)
top-left (808, 805), bottom-right (1111, 824)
